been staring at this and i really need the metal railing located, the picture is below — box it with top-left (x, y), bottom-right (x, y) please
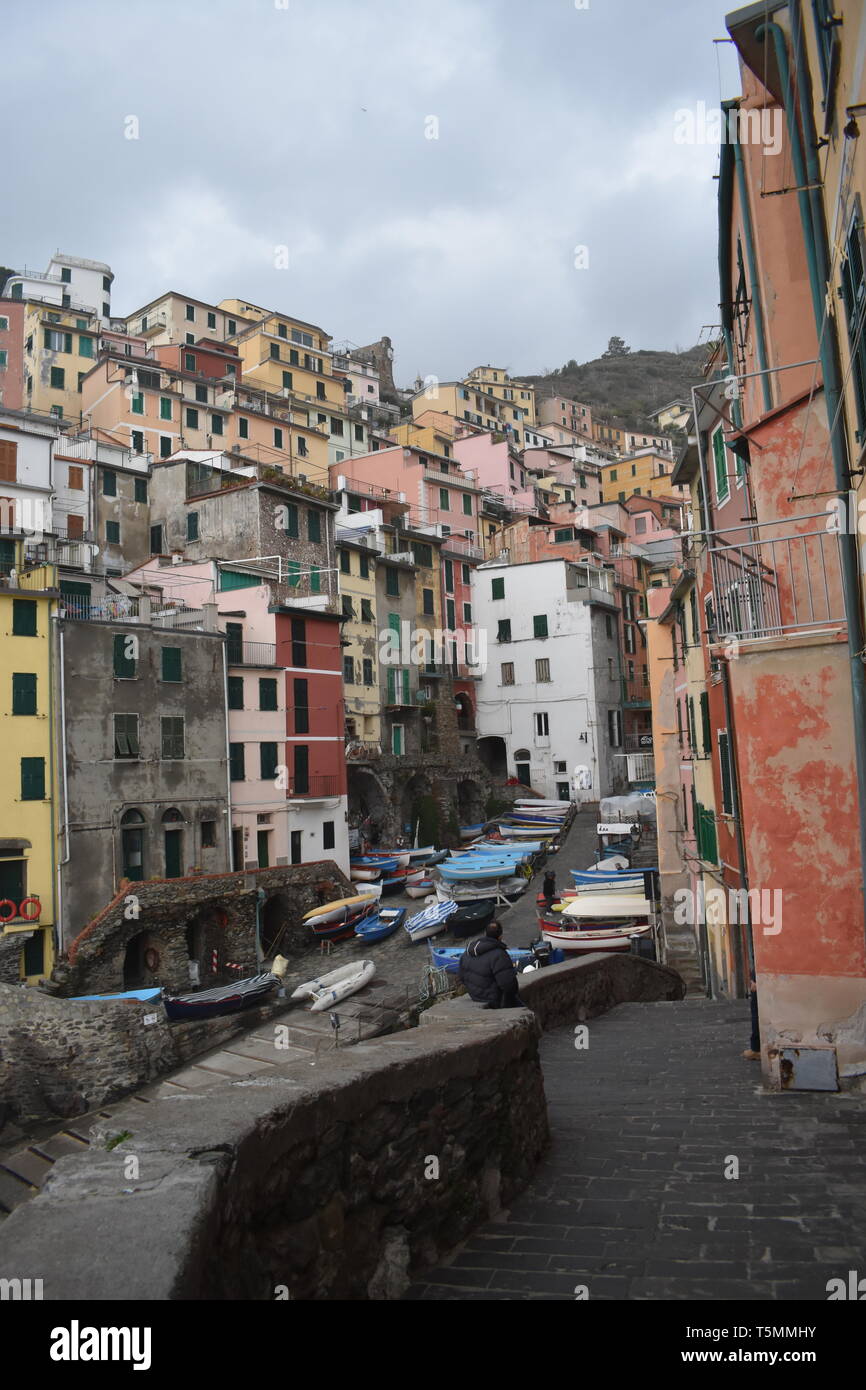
top-left (706, 515), bottom-right (845, 641)
top-left (346, 740), bottom-right (382, 761)
top-left (226, 640), bottom-right (277, 666)
top-left (288, 775), bottom-right (340, 798)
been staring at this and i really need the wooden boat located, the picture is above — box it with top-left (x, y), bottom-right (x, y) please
top-left (404, 898), bottom-right (459, 941)
top-left (430, 943), bottom-right (533, 974)
top-left (559, 893), bottom-right (652, 920)
top-left (435, 876), bottom-right (528, 904)
top-left (349, 862), bottom-right (386, 882)
top-left (447, 898), bottom-right (497, 937)
top-left (311, 905), bottom-right (375, 941)
top-left (291, 960), bottom-right (376, 1012)
top-left (354, 907), bottom-right (406, 942)
top-left (71, 987), bottom-right (162, 1003)
top-left (381, 869), bottom-right (414, 895)
top-left (451, 840), bottom-right (545, 856)
top-left (303, 886), bottom-right (382, 928)
top-left (368, 849), bottom-right (411, 868)
top-left (163, 972), bottom-right (278, 1022)
top-left (541, 923), bottom-right (651, 953)
top-left (459, 823), bottom-right (485, 840)
top-left (406, 845), bottom-right (436, 862)
top-left (439, 855), bottom-right (530, 883)
top-left (405, 877), bottom-right (435, 898)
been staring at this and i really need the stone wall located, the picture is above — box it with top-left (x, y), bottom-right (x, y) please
top-left (0, 954), bottom-right (683, 1300)
top-left (52, 859), bottom-right (352, 997)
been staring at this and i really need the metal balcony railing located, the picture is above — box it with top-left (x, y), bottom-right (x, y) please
top-left (706, 514), bottom-right (845, 641)
top-left (288, 775), bottom-right (340, 798)
top-left (226, 640), bottom-right (277, 666)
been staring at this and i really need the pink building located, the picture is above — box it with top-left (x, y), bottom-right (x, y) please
top-left (452, 432), bottom-right (538, 511)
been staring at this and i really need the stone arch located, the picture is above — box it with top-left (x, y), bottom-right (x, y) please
top-left (477, 735), bottom-right (507, 780)
top-left (260, 893), bottom-right (294, 959)
top-left (348, 767), bottom-right (390, 844)
top-left (456, 777), bottom-right (484, 825)
top-left (123, 928), bottom-right (169, 990)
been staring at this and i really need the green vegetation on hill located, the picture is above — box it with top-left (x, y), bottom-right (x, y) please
top-left (523, 339), bottom-right (706, 431)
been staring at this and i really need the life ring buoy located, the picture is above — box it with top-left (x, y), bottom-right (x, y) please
top-left (144, 947), bottom-right (160, 972)
top-left (0, 900), bottom-right (16, 923)
top-left (18, 897), bottom-right (41, 921)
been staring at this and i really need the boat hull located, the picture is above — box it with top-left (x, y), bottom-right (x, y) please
top-left (163, 973), bottom-right (277, 1021)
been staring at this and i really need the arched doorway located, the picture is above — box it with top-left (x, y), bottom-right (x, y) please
top-left (454, 692), bottom-right (474, 732)
top-left (457, 778), bottom-right (484, 825)
top-left (120, 809), bottom-right (145, 882)
top-left (514, 748), bottom-right (532, 788)
top-left (123, 930), bottom-right (165, 989)
top-left (162, 808), bottom-right (184, 879)
top-left (261, 894), bottom-right (291, 958)
top-left (476, 736), bottom-right (507, 780)
top-left (347, 768), bottom-right (389, 844)
top-left (402, 772), bottom-right (435, 843)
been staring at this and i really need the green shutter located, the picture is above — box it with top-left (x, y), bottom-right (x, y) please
top-left (12, 672), bottom-right (37, 715)
top-left (287, 560), bottom-right (301, 588)
top-left (402, 668), bottom-right (410, 703)
top-left (286, 503), bottom-right (299, 538)
top-left (700, 691), bottom-right (711, 756)
top-left (161, 647), bottom-right (182, 682)
top-left (259, 678), bottom-right (278, 711)
top-left (12, 600), bottom-right (37, 636)
top-left (21, 757), bottom-right (45, 801)
top-left (533, 614), bottom-right (548, 638)
top-left (229, 744), bottom-right (245, 781)
top-left (260, 742), bottom-right (278, 780)
top-left (687, 697), bottom-right (696, 752)
top-left (160, 397), bottom-right (172, 420)
top-left (719, 731), bottom-right (734, 814)
top-left (712, 428), bottom-right (728, 501)
top-left (113, 632), bottom-right (137, 678)
top-left (310, 566), bottom-right (320, 593)
top-left (219, 570), bottom-right (260, 590)
top-left (386, 668), bottom-right (396, 703)
top-left (227, 676), bottom-right (244, 709)
top-left (307, 510), bottom-right (321, 542)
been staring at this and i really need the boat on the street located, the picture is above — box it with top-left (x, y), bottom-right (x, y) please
top-left (540, 922), bottom-right (651, 953)
top-left (405, 876), bottom-right (435, 898)
top-left (303, 886), bottom-right (382, 928)
top-left (404, 898), bottom-right (459, 941)
top-left (429, 943), bottom-right (533, 973)
top-left (71, 987), bottom-right (163, 1004)
top-left (163, 972), bottom-right (278, 1022)
top-left (353, 907), bottom-right (405, 942)
top-left (448, 898), bottom-right (497, 936)
top-left (291, 960), bottom-right (376, 1011)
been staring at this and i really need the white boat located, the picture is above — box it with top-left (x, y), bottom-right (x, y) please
top-left (435, 877), bottom-right (527, 904)
top-left (349, 865), bottom-right (382, 882)
top-left (407, 845), bottom-right (436, 862)
top-left (404, 898), bottom-right (459, 941)
top-left (513, 799), bottom-right (572, 810)
top-left (302, 885), bottom-right (382, 928)
top-left (405, 878), bottom-right (435, 898)
top-left (541, 923), bottom-right (651, 953)
top-left (291, 960), bottom-right (376, 1011)
top-left (566, 877), bottom-right (646, 896)
top-left (558, 894), bottom-right (652, 920)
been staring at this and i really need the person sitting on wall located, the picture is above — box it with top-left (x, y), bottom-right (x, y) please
top-left (458, 922), bottom-right (526, 1010)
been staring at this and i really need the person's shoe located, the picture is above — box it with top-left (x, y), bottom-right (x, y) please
top-left (741, 1049), bottom-right (760, 1060)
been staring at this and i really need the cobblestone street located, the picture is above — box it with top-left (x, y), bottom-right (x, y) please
top-left (409, 998), bottom-right (866, 1300)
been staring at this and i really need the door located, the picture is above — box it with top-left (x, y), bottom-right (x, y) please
top-left (556, 782), bottom-right (570, 801)
top-left (257, 830), bottom-right (270, 868)
top-left (231, 828), bottom-right (244, 871)
top-left (290, 830), bottom-right (302, 865)
top-left (121, 828), bottom-right (144, 880)
top-left (164, 829), bottom-right (183, 878)
top-left (516, 762), bottom-right (531, 787)
top-left (225, 622), bottom-right (243, 664)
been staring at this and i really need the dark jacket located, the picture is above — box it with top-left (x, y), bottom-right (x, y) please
top-left (458, 936), bottom-right (520, 1007)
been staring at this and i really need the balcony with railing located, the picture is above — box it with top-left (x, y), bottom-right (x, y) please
top-left (706, 514), bottom-right (845, 642)
top-left (346, 740), bottom-right (382, 762)
top-left (226, 640), bottom-right (278, 667)
top-left (623, 677), bottom-right (652, 707)
top-left (287, 775), bottom-right (340, 799)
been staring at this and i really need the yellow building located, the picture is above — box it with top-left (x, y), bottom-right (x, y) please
top-left (465, 366), bottom-right (537, 426)
top-left (411, 380), bottom-right (529, 446)
top-left (338, 534), bottom-right (381, 746)
top-left (0, 557), bottom-right (60, 982)
top-left (601, 449), bottom-right (688, 505)
top-left (391, 412), bottom-right (457, 460)
top-left (20, 301), bottom-right (101, 424)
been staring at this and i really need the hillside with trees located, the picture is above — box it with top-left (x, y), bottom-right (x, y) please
top-left (523, 338), bottom-right (708, 430)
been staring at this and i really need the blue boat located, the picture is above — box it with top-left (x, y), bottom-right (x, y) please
top-left (71, 987), bottom-right (162, 1003)
top-left (571, 869), bottom-right (645, 886)
top-left (354, 907), bottom-right (406, 942)
top-left (430, 943), bottom-right (533, 973)
top-left (405, 898), bottom-right (459, 941)
top-left (351, 855), bottom-right (397, 873)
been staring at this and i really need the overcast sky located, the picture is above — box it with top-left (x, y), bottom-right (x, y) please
top-left (2, 0), bottom-right (741, 385)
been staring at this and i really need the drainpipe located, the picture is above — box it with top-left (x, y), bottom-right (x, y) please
top-left (720, 657), bottom-right (752, 997)
top-left (759, 16), bottom-right (866, 936)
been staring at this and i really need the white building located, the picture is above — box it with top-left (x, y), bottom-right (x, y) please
top-left (3, 253), bottom-right (114, 324)
top-left (473, 557), bottom-right (626, 799)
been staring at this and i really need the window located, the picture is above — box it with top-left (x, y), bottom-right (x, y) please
top-left (201, 820), bottom-right (216, 848)
top-left (113, 632), bottom-right (137, 678)
top-left (280, 501), bottom-right (298, 538)
top-left (422, 588), bottom-right (435, 616)
top-left (307, 510), bottom-right (321, 543)
top-left (297, 436), bottom-right (307, 457)
top-left (274, 428), bottom-right (283, 449)
top-left (160, 437), bottom-right (172, 458)
top-left (462, 493), bottom-right (473, 516)
top-left (259, 678), bottom-right (278, 711)
top-left (194, 384), bottom-right (208, 403)
top-left (463, 602), bottom-right (472, 623)
top-left (210, 414), bottom-right (224, 436)
top-left (497, 619), bottom-right (511, 642)
top-left (12, 600), bottom-right (37, 636)
top-left (386, 567), bottom-right (399, 596)
top-left (12, 673), bottom-right (37, 715)
top-left (185, 304), bottom-right (195, 322)
top-left (114, 714), bottom-right (139, 760)
top-left (718, 730), bottom-right (734, 814)
top-left (228, 319), bottom-right (237, 334)
top-left (446, 598), bottom-right (456, 630)
top-left (533, 614), bottom-right (549, 639)
top-left (44, 329), bottom-right (71, 352)
top-left (330, 417), bottom-right (344, 437)
top-left (357, 550), bottom-right (369, 579)
top-left (159, 717), bottom-right (184, 760)
top-left (323, 821), bottom-right (335, 850)
top-left (67, 464), bottom-right (84, 491)
top-left (187, 512), bottom-right (199, 541)
top-left (184, 353), bottom-right (196, 371)
top-left (341, 595), bottom-right (355, 621)
top-left (291, 618), bottom-right (307, 667)
top-left (260, 742), bottom-right (278, 781)
top-left (439, 488), bottom-right (450, 511)
top-left (294, 678), bottom-right (309, 733)
top-left (150, 524), bottom-right (164, 554)
top-left (0, 350), bottom-right (6, 369)
top-left (362, 658), bottom-right (374, 685)
top-left (238, 416), bottom-right (249, 439)
top-left (161, 647), bottom-right (182, 682)
top-left (21, 756), bottom-right (46, 800)
top-left (131, 431), bottom-right (144, 454)
top-left (79, 335), bottom-right (94, 359)
top-left (48, 363), bottom-right (65, 389)
top-left (444, 559), bottom-right (454, 593)
top-left (135, 477), bottom-right (148, 503)
top-left (270, 342), bottom-right (280, 361)
top-left (227, 676), bottom-right (244, 709)
top-left (534, 711), bottom-right (550, 737)
top-left (411, 542), bottom-right (433, 568)
top-left (712, 426), bottom-right (729, 503)
top-left (294, 744), bottom-right (309, 794)
top-left (535, 658), bottom-right (551, 682)
top-left (501, 662), bottom-right (515, 685)
top-left (186, 408), bottom-right (199, 430)
top-left (229, 743), bottom-right (245, 781)
top-left (354, 424), bottom-right (364, 442)
top-left (130, 391), bottom-right (144, 416)
top-left (491, 576), bottom-right (505, 600)
top-left (105, 520), bottom-right (120, 544)
top-left (462, 564), bottom-right (470, 584)
top-left (343, 655), bottom-right (355, 684)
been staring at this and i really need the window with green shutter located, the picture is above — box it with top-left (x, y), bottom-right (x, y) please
top-left (12, 673), bottom-right (37, 715)
top-left (287, 560), bottom-right (301, 588)
top-left (229, 743), bottom-right (245, 781)
top-left (712, 426), bottom-right (729, 503)
top-left (227, 676), bottom-right (244, 709)
top-left (161, 647), bottom-right (182, 682)
top-left (20, 757), bottom-right (45, 800)
top-left (114, 714), bottom-right (139, 758)
top-left (340, 549), bottom-right (351, 574)
top-left (260, 742), bottom-right (278, 781)
top-left (187, 512), bottom-right (199, 541)
top-left (310, 566), bottom-right (320, 593)
top-left (284, 502), bottom-right (299, 538)
top-left (161, 716), bottom-right (185, 759)
top-left (134, 477), bottom-right (148, 503)
top-left (12, 600), bottom-right (37, 636)
top-left (102, 470), bottom-right (117, 496)
top-left (402, 668), bottom-right (410, 703)
top-left (444, 559), bottom-right (453, 593)
top-left (411, 542), bottom-right (433, 568)
top-left (50, 367), bottom-right (65, 389)
top-left (386, 567), bottom-right (399, 596)
top-left (719, 730), bottom-right (734, 814)
top-left (491, 576), bottom-right (505, 600)
top-left (687, 697), bottom-right (696, 753)
top-left (79, 336), bottom-right (94, 358)
top-left (700, 691), bottom-right (711, 756)
top-left (160, 397), bottom-right (172, 420)
top-left (359, 551), bottom-right (369, 579)
top-left (462, 493), bottom-right (472, 515)
top-left (225, 623), bottom-right (243, 663)
top-left (113, 632), bottom-right (137, 678)
top-left (307, 510), bottom-right (321, 543)
top-left (131, 393), bottom-right (144, 414)
top-left (106, 520), bottom-right (120, 544)
top-left (294, 744), bottom-right (309, 794)
top-left (533, 614), bottom-right (549, 639)
top-left (259, 678), bottom-right (278, 711)
top-left (439, 488), bottom-right (450, 510)
top-left (386, 667), bottom-right (396, 703)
